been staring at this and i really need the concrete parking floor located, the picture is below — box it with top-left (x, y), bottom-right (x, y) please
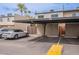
top-left (0, 36), bottom-right (79, 55)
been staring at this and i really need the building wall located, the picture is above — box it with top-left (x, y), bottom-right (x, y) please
top-left (63, 11), bottom-right (79, 17)
top-left (0, 16), bottom-right (14, 22)
top-left (36, 12), bottom-right (63, 36)
top-left (14, 15), bottom-right (37, 34)
top-left (14, 23), bottom-right (27, 31)
top-left (35, 10), bottom-right (79, 18)
top-left (65, 23), bottom-right (79, 38)
top-left (63, 12), bottom-right (74, 17)
top-left (35, 12), bottom-right (63, 19)
top-left (63, 11), bottom-right (79, 38)
top-left (0, 16), bottom-right (15, 28)
top-left (36, 10), bottom-right (79, 37)
top-left (37, 24), bottom-right (45, 35)
top-left (14, 16), bottom-right (31, 32)
top-left (0, 15), bottom-right (36, 34)
top-left (45, 23), bottom-right (58, 37)
top-left (37, 23), bottom-right (58, 37)
top-left (27, 24), bottom-right (37, 34)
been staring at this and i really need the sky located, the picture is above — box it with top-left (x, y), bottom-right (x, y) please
top-left (0, 3), bottom-right (79, 16)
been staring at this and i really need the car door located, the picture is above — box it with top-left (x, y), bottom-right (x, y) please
top-left (17, 30), bottom-right (25, 37)
top-left (20, 30), bottom-right (26, 37)
top-left (14, 30), bottom-right (21, 37)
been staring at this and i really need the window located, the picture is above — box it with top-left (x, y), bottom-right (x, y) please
top-left (72, 13), bottom-right (79, 17)
top-left (1, 29), bottom-right (9, 31)
top-left (0, 18), bottom-right (3, 22)
top-left (7, 18), bottom-right (10, 22)
top-left (72, 13), bottom-right (76, 16)
top-left (14, 30), bottom-right (23, 32)
top-left (51, 14), bottom-right (58, 18)
top-left (1, 15), bottom-right (5, 17)
top-left (38, 15), bottom-right (44, 18)
top-left (7, 13), bottom-right (12, 16)
top-left (75, 13), bottom-right (79, 16)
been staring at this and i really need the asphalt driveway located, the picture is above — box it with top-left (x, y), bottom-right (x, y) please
top-left (0, 36), bottom-right (54, 55)
top-left (0, 36), bottom-right (79, 55)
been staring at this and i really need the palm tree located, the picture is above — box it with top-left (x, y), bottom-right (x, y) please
top-left (17, 3), bottom-right (31, 16)
top-left (17, 3), bottom-right (25, 16)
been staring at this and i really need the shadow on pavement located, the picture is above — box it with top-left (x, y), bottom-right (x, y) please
top-left (28, 36), bottom-right (58, 43)
top-left (28, 36), bottom-right (79, 45)
top-left (28, 36), bottom-right (59, 43)
top-left (5, 36), bottom-right (29, 40)
top-left (60, 38), bottom-right (79, 45)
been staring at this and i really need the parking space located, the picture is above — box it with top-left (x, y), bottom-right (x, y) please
top-left (0, 36), bottom-right (54, 55)
top-left (62, 38), bottom-right (79, 55)
top-left (63, 44), bottom-right (79, 55)
top-left (0, 35), bottom-right (79, 55)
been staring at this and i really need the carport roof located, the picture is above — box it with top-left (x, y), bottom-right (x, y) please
top-left (13, 17), bottom-right (79, 24)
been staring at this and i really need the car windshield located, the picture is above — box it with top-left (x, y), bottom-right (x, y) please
top-left (1, 29), bottom-right (9, 31)
top-left (6, 29), bottom-right (14, 32)
top-left (1, 29), bottom-right (13, 32)
top-left (5, 29), bottom-right (23, 32)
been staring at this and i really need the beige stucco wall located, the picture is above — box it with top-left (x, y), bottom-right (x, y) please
top-left (14, 23), bottom-right (28, 31)
top-left (46, 23), bottom-right (58, 37)
top-left (35, 12), bottom-right (63, 19)
top-left (35, 10), bottom-right (79, 18)
top-left (37, 24), bottom-right (44, 35)
top-left (65, 23), bottom-right (79, 38)
top-left (36, 10), bottom-right (79, 37)
top-left (14, 15), bottom-right (32, 20)
top-left (63, 12), bottom-right (74, 17)
top-left (0, 16), bottom-right (15, 28)
top-left (63, 11), bottom-right (79, 17)
top-left (37, 23), bottom-right (58, 37)
top-left (14, 16), bottom-right (31, 32)
top-left (37, 23), bottom-right (79, 38)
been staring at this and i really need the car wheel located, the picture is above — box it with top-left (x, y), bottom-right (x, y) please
top-left (14, 35), bottom-right (18, 39)
top-left (4, 38), bottom-right (8, 40)
top-left (26, 33), bottom-right (29, 37)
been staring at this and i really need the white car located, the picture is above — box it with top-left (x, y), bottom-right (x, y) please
top-left (0, 28), bottom-right (9, 38)
top-left (2, 29), bottom-right (29, 39)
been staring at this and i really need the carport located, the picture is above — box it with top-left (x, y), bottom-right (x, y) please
top-left (12, 17), bottom-right (79, 55)
top-left (13, 17), bottom-right (79, 37)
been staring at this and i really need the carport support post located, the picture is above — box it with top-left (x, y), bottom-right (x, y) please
top-left (43, 23), bottom-right (47, 37)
